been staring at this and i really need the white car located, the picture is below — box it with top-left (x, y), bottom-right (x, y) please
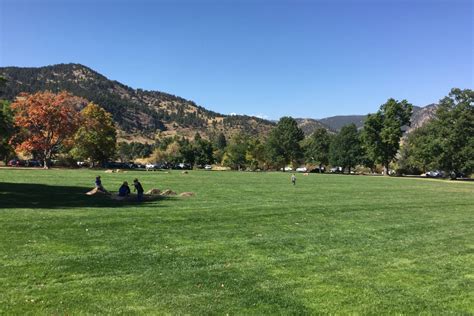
top-left (296, 167), bottom-right (307, 172)
top-left (204, 164), bottom-right (212, 170)
top-left (145, 163), bottom-right (156, 170)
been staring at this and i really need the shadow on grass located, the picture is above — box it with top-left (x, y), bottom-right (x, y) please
top-left (0, 182), bottom-right (168, 209)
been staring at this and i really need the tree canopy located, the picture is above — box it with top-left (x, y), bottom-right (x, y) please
top-left (71, 102), bottom-right (117, 165)
top-left (329, 124), bottom-right (362, 173)
top-left (10, 91), bottom-right (82, 168)
top-left (362, 98), bottom-right (413, 174)
top-left (400, 88), bottom-right (473, 176)
top-left (265, 117), bottom-right (304, 169)
top-left (303, 127), bottom-right (331, 170)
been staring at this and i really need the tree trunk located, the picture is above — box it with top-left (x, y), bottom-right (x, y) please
top-left (383, 164), bottom-right (389, 176)
top-left (319, 163), bottom-right (322, 173)
top-left (43, 149), bottom-right (50, 169)
top-left (348, 166), bottom-right (351, 174)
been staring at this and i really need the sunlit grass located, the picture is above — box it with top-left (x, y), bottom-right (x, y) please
top-left (0, 168), bottom-right (473, 314)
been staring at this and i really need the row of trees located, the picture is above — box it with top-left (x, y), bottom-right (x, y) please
top-left (1, 86), bottom-right (472, 176)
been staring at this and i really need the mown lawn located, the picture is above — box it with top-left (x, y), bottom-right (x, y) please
top-left (0, 168), bottom-right (473, 314)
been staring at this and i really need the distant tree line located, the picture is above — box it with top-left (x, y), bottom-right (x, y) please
top-left (1, 83), bottom-right (472, 177)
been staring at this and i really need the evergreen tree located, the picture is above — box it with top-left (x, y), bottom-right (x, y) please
top-left (216, 132), bottom-right (227, 150)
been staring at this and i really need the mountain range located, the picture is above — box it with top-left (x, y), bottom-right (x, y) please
top-left (0, 63), bottom-right (437, 140)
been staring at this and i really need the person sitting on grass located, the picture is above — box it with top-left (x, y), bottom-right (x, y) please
top-left (118, 181), bottom-right (131, 197)
top-left (133, 178), bottom-right (144, 202)
top-left (95, 176), bottom-right (108, 193)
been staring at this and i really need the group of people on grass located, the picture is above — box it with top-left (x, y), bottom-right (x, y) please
top-left (95, 176), bottom-right (144, 201)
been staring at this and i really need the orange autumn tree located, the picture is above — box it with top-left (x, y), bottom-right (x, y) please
top-left (11, 91), bottom-right (82, 168)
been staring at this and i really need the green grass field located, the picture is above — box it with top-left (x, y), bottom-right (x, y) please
top-left (0, 168), bottom-right (473, 314)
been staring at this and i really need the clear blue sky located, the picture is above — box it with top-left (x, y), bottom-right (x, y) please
top-left (1, 0), bottom-right (472, 119)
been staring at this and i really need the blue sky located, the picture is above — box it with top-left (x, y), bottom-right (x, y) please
top-left (1, 0), bottom-right (472, 119)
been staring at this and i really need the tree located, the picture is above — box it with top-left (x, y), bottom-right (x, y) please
top-left (432, 89), bottom-right (473, 175)
top-left (215, 132), bottom-right (227, 150)
top-left (0, 76), bottom-right (7, 91)
top-left (265, 117), bottom-right (304, 170)
top-left (71, 102), bottom-right (117, 165)
top-left (329, 124), bottom-right (362, 173)
top-left (399, 124), bottom-right (438, 174)
top-left (194, 138), bottom-right (214, 166)
top-left (303, 128), bottom-right (331, 172)
top-left (411, 89), bottom-right (473, 176)
top-left (10, 91), bottom-right (82, 168)
top-left (222, 133), bottom-right (249, 170)
top-left (178, 138), bottom-right (196, 165)
top-left (0, 100), bottom-right (15, 163)
top-left (362, 98), bottom-right (413, 175)
top-left (118, 142), bottom-right (133, 162)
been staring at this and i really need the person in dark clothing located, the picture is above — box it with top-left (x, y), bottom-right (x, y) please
top-left (118, 181), bottom-right (131, 197)
top-left (133, 178), bottom-right (144, 202)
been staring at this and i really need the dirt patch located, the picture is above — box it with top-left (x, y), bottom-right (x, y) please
top-left (160, 189), bottom-right (177, 196)
top-left (146, 188), bottom-right (161, 195)
top-left (179, 192), bottom-right (195, 197)
top-left (85, 188), bottom-right (109, 195)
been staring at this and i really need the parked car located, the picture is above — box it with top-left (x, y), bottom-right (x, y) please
top-left (145, 163), bottom-right (158, 171)
top-left (104, 161), bottom-right (131, 169)
top-left (330, 166), bottom-right (343, 173)
top-left (26, 160), bottom-right (42, 167)
top-left (295, 167), bottom-right (307, 172)
top-left (204, 164), bottom-right (212, 170)
top-left (449, 171), bottom-right (466, 180)
top-left (280, 166), bottom-right (293, 171)
top-left (77, 161), bottom-right (88, 167)
top-left (7, 159), bottom-right (26, 167)
top-left (310, 167), bottom-right (325, 173)
top-left (426, 170), bottom-right (445, 178)
top-left (173, 162), bottom-right (192, 170)
top-left (127, 162), bottom-right (138, 169)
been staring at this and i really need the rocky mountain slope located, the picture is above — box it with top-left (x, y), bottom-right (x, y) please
top-left (294, 118), bottom-right (335, 135)
top-left (0, 63), bottom-right (274, 141)
top-left (301, 105), bottom-right (438, 135)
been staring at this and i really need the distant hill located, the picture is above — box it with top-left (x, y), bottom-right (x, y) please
top-left (304, 105), bottom-right (438, 135)
top-left (317, 115), bottom-right (367, 131)
top-left (0, 63), bottom-right (275, 141)
top-left (294, 118), bottom-right (335, 135)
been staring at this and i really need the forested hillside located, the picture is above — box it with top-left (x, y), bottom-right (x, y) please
top-left (0, 64), bottom-right (274, 140)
